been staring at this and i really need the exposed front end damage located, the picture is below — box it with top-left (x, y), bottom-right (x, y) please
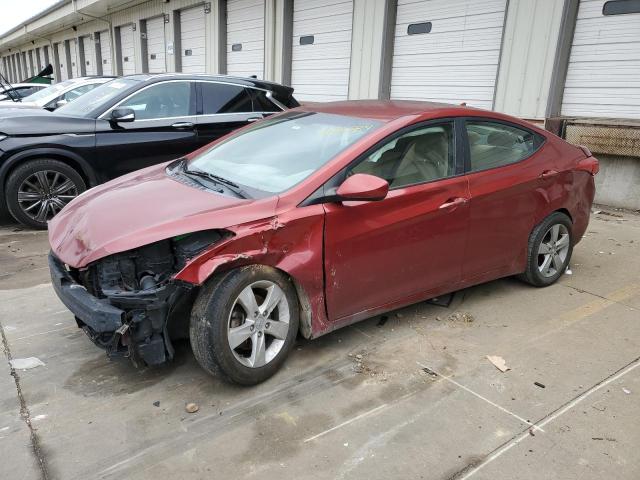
top-left (49, 230), bottom-right (227, 366)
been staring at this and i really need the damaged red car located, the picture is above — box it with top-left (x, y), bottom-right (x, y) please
top-left (48, 101), bottom-right (598, 385)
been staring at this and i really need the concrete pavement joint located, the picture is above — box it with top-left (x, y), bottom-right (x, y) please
top-left (0, 320), bottom-right (49, 480)
top-left (562, 283), bottom-right (638, 310)
top-left (416, 362), bottom-right (545, 433)
top-left (450, 355), bottom-right (640, 480)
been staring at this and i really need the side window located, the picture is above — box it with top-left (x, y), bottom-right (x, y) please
top-left (201, 83), bottom-right (253, 114)
top-left (348, 123), bottom-right (455, 189)
top-left (250, 89), bottom-right (280, 113)
top-left (118, 81), bottom-right (192, 120)
top-left (466, 121), bottom-right (537, 172)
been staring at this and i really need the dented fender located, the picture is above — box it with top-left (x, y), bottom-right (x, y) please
top-left (173, 205), bottom-right (331, 338)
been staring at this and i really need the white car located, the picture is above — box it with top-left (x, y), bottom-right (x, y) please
top-left (0, 77), bottom-right (115, 111)
top-left (0, 83), bottom-right (48, 102)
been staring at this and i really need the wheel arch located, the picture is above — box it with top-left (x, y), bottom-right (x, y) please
top-left (0, 148), bottom-right (98, 198)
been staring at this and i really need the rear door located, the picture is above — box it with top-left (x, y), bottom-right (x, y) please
top-left (194, 81), bottom-right (261, 146)
top-left (462, 119), bottom-right (549, 281)
top-left (94, 80), bottom-right (198, 178)
top-left (323, 120), bottom-right (470, 321)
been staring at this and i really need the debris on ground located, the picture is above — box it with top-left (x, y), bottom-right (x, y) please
top-left (447, 312), bottom-right (475, 324)
top-left (593, 210), bottom-right (602, 214)
top-left (592, 437), bottom-right (617, 442)
top-left (534, 382), bottom-right (546, 389)
top-left (421, 367), bottom-right (438, 379)
top-left (377, 315), bottom-right (388, 327)
top-left (622, 387), bottom-right (631, 395)
top-left (565, 266), bottom-right (573, 275)
top-left (185, 403), bottom-right (199, 414)
top-left (486, 355), bottom-right (510, 373)
top-left (9, 357), bottom-right (45, 370)
top-left (153, 401), bottom-right (160, 407)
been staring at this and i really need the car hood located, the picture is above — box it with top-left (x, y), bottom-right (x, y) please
top-left (0, 112), bottom-right (93, 134)
top-left (0, 101), bottom-right (40, 109)
top-left (48, 162), bottom-right (278, 268)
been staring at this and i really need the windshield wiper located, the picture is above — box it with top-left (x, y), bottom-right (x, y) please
top-left (182, 162), bottom-right (251, 199)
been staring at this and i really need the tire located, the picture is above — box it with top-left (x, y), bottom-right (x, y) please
top-left (519, 211), bottom-right (573, 287)
top-left (5, 159), bottom-right (86, 229)
top-left (190, 265), bottom-right (300, 385)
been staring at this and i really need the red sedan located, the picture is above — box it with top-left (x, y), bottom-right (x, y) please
top-left (48, 101), bottom-right (599, 385)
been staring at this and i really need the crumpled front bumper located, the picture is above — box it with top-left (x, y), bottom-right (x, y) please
top-left (48, 252), bottom-right (187, 366)
top-left (49, 252), bottom-right (124, 332)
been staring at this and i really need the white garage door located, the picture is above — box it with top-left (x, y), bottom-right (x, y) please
top-left (227, 0), bottom-right (264, 78)
top-left (119, 24), bottom-right (136, 75)
top-left (99, 30), bottom-right (113, 75)
top-left (390, 0), bottom-right (507, 110)
top-left (69, 39), bottom-right (80, 78)
top-left (82, 36), bottom-right (97, 75)
top-left (180, 5), bottom-right (206, 73)
top-left (57, 43), bottom-right (68, 81)
top-left (146, 16), bottom-right (166, 73)
top-left (562, 0), bottom-right (640, 119)
top-left (291, 0), bottom-right (353, 101)
top-left (39, 47), bottom-right (47, 70)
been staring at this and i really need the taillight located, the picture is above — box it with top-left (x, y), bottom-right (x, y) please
top-left (576, 156), bottom-right (599, 175)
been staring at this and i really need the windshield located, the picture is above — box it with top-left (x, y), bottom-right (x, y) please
top-left (187, 111), bottom-right (382, 193)
top-left (56, 78), bottom-right (140, 117)
top-left (20, 79), bottom-right (79, 104)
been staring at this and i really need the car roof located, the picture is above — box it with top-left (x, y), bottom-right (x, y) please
top-left (122, 73), bottom-right (293, 92)
top-left (296, 100), bottom-right (477, 122)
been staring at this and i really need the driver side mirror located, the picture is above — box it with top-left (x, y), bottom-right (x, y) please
top-left (110, 107), bottom-right (135, 123)
top-left (55, 99), bottom-right (68, 109)
top-left (335, 174), bottom-right (389, 202)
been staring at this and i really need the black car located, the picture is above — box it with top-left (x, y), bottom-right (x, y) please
top-left (0, 74), bottom-right (298, 228)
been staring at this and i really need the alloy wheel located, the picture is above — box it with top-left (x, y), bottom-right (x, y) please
top-left (17, 170), bottom-right (79, 223)
top-left (227, 280), bottom-right (291, 368)
top-left (537, 224), bottom-right (570, 278)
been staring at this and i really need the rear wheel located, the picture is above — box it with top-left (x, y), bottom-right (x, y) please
top-left (190, 266), bottom-right (299, 385)
top-left (519, 211), bottom-right (573, 287)
top-left (5, 159), bottom-right (86, 229)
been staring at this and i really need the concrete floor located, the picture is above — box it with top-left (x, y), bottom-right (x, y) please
top-left (1, 208), bottom-right (639, 480)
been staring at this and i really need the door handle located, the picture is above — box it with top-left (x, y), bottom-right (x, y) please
top-left (171, 121), bottom-right (194, 129)
top-left (539, 169), bottom-right (559, 179)
top-left (247, 117), bottom-right (263, 123)
top-left (439, 197), bottom-right (469, 210)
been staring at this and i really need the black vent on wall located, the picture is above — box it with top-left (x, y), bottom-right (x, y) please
top-left (300, 35), bottom-right (314, 45)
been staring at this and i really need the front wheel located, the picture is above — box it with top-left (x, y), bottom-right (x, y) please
top-left (190, 266), bottom-right (299, 385)
top-left (519, 211), bottom-right (573, 287)
top-left (5, 159), bottom-right (86, 229)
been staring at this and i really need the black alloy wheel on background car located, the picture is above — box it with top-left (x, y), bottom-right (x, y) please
top-left (5, 159), bottom-right (86, 229)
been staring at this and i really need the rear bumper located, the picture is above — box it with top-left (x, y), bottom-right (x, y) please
top-left (49, 252), bottom-right (124, 332)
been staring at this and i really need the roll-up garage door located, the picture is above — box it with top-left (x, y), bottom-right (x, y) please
top-left (145, 16), bottom-right (166, 73)
top-left (99, 30), bottom-right (113, 75)
top-left (39, 47), bottom-right (47, 70)
top-left (390, 0), bottom-right (507, 110)
top-left (82, 36), bottom-right (97, 75)
top-left (27, 50), bottom-right (35, 76)
top-left (69, 39), bottom-right (80, 77)
top-left (291, 0), bottom-right (353, 101)
top-left (561, 0), bottom-right (640, 119)
top-left (226, 0), bottom-right (264, 78)
top-left (119, 24), bottom-right (136, 75)
top-left (180, 5), bottom-right (206, 73)
top-left (57, 43), bottom-right (68, 81)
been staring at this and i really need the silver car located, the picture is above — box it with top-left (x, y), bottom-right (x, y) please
top-left (0, 77), bottom-right (115, 112)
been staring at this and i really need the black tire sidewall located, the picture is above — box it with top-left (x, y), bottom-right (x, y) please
top-left (5, 159), bottom-right (86, 229)
top-left (190, 266), bottom-right (299, 385)
top-left (525, 212), bottom-right (573, 287)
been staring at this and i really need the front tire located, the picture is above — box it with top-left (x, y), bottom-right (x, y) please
top-left (190, 266), bottom-right (299, 385)
top-left (5, 159), bottom-right (86, 229)
top-left (519, 211), bottom-right (573, 287)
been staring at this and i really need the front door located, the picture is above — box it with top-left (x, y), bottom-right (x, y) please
top-left (323, 121), bottom-right (470, 321)
top-left (94, 80), bottom-right (199, 179)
